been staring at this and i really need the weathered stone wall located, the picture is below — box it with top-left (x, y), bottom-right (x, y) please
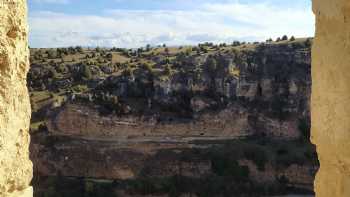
top-left (312, 0), bottom-right (350, 196)
top-left (0, 0), bottom-right (32, 197)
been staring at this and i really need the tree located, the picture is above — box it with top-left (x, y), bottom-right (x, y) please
top-left (82, 65), bottom-right (92, 80)
top-left (48, 67), bottom-right (58, 79)
top-left (185, 48), bottom-right (192, 56)
top-left (298, 118), bottom-right (310, 142)
top-left (195, 47), bottom-right (201, 55)
top-left (46, 50), bottom-right (56, 59)
top-left (164, 47), bottom-right (169, 55)
top-left (305, 38), bottom-right (312, 47)
top-left (232, 41), bottom-right (241, 46)
top-left (200, 46), bottom-right (208, 53)
top-left (266, 38), bottom-right (273, 43)
top-left (206, 56), bottom-right (217, 73)
top-left (146, 44), bottom-right (151, 51)
top-left (106, 53), bottom-right (113, 60)
top-left (290, 36), bottom-right (296, 41)
top-left (68, 46), bottom-right (76, 54)
top-left (137, 48), bottom-right (144, 54)
top-left (122, 67), bottom-right (133, 77)
top-left (282, 35), bottom-right (288, 41)
top-left (75, 46), bottom-right (83, 53)
top-left (164, 57), bottom-right (170, 64)
top-left (33, 52), bottom-right (43, 61)
top-left (276, 37), bottom-right (281, 42)
top-left (97, 57), bottom-right (104, 64)
top-left (164, 64), bottom-right (172, 76)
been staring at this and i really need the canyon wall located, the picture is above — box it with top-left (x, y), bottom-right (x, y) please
top-left (0, 0), bottom-right (32, 197)
top-left (29, 39), bottom-right (316, 196)
top-left (312, 0), bottom-right (350, 197)
top-left (29, 41), bottom-right (311, 141)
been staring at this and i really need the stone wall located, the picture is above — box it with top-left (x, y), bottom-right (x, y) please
top-left (0, 0), bottom-right (32, 197)
top-left (312, 0), bottom-right (350, 196)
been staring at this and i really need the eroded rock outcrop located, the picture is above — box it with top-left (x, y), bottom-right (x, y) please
top-left (30, 40), bottom-right (315, 196)
top-left (31, 135), bottom-right (317, 196)
top-left (0, 1), bottom-right (32, 196)
top-left (312, 0), bottom-right (350, 196)
top-left (31, 42), bottom-right (311, 141)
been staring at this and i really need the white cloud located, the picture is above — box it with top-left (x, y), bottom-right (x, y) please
top-left (201, 2), bottom-right (314, 38)
top-left (29, 2), bottom-right (314, 48)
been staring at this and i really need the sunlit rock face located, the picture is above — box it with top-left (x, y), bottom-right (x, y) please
top-left (312, 0), bottom-right (350, 196)
top-left (0, 0), bottom-right (32, 197)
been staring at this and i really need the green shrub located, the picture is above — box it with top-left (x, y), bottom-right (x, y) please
top-left (76, 46), bottom-right (83, 53)
top-left (271, 97), bottom-right (288, 120)
top-left (128, 179), bottom-right (158, 195)
top-left (48, 67), bottom-right (58, 79)
top-left (106, 53), bottom-right (113, 60)
top-left (142, 63), bottom-right (153, 73)
top-left (206, 56), bottom-right (217, 73)
top-left (84, 181), bottom-right (94, 197)
top-left (232, 41), bottom-right (241, 46)
top-left (123, 67), bottom-right (133, 77)
top-left (56, 64), bottom-right (67, 73)
top-left (243, 146), bottom-right (267, 171)
top-left (43, 186), bottom-right (58, 197)
top-left (82, 65), bottom-right (92, 80)
top-left (276, 147), bottom-right (288, 156)
top-left (164, 64), bottom-right (172, 76)
top-left (305, 38), bottom-right (312, 47)
top-left (211, 155), bottom-right (250, 180)
top-left (298, 118), bottom-right (310, 141)
top-left (46, 50), bottom-right (57, 59)
top-left (276, 152), bottom-right (304, 167)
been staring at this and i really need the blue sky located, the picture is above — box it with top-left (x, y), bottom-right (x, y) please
top-left (28, 0), bottom-right (314, 48)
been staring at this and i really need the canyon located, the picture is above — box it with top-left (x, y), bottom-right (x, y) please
top-left (28, 39), bottom-right (317, 196)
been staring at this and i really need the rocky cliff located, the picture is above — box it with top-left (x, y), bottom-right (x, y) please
top-left (31, 137), bottom-right (317, 197)
top-left (0, 1), bottom-right (32, 197)
top-left (30, 40), bottom-right (311, 140)
top-left (29, 39), bottom-right (316, 197)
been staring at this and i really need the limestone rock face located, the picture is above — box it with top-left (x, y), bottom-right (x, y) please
top-left (312, 0), bottom-right (350, 196)
top-left (0, 1), bottom-right (32, 197)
